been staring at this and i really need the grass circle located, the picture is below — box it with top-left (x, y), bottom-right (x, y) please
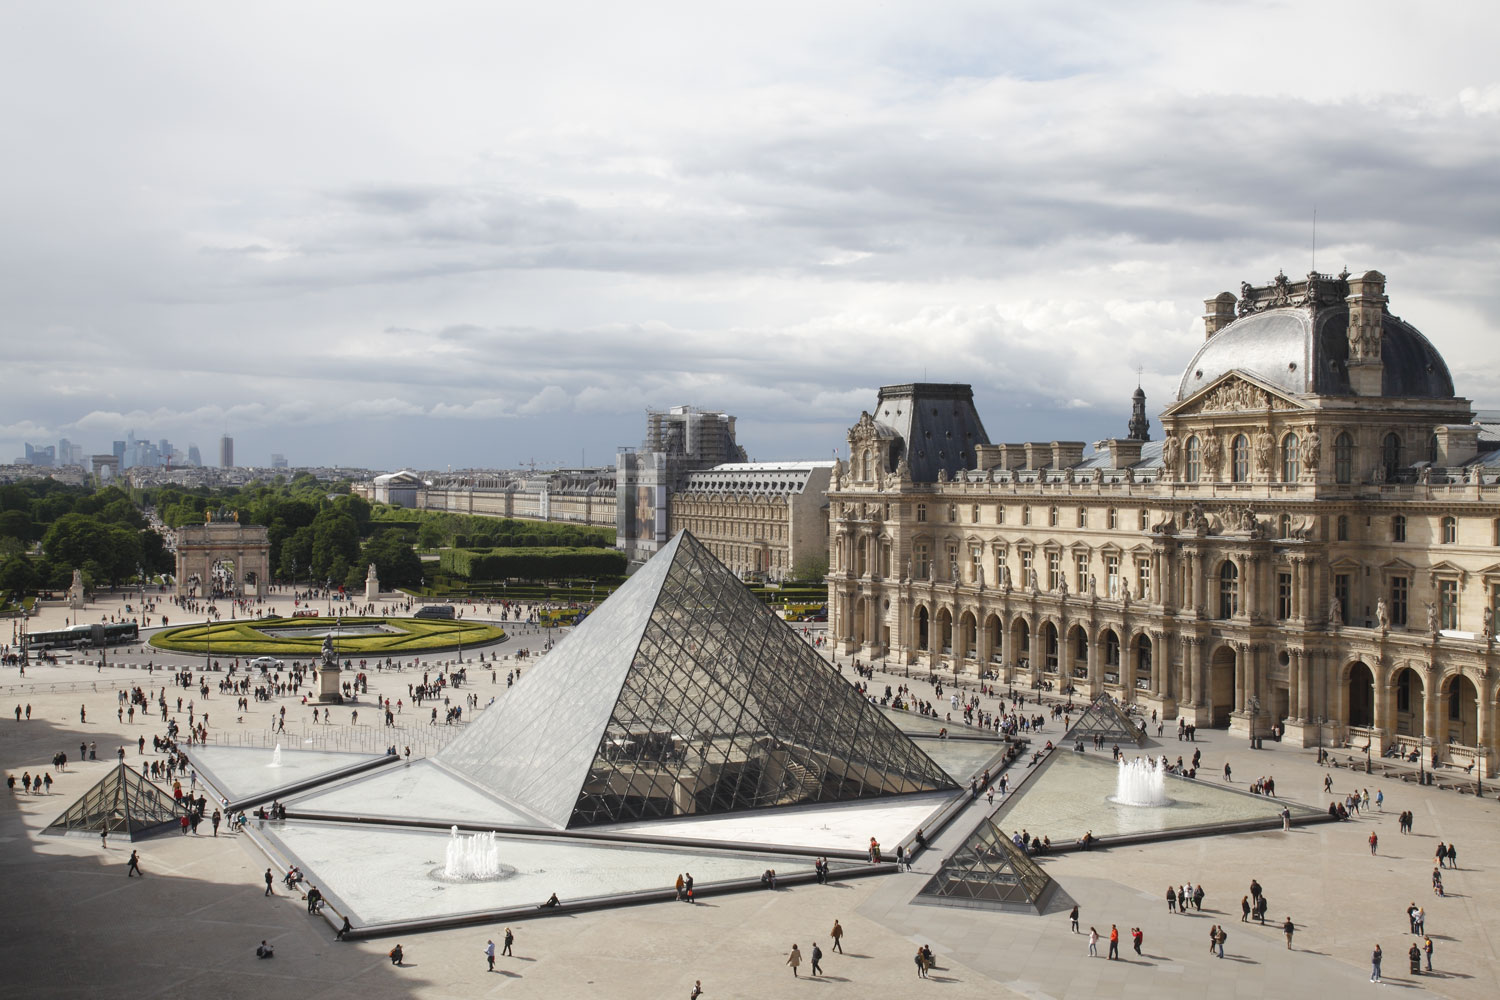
top-left (148, 616), bottom-right (506, 657)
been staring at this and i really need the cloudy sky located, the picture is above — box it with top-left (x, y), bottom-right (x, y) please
top-left (3, 1), bottom-right (1498, 472)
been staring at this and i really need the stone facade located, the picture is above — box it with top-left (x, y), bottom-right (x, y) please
top-left (828, 269), bottom-right (1500, 773)
top-left (417, 468), bottom-right (616, 528)
top-left (667, 462), bottom-right (834, 581)
top-left (175, 517), bottom-right (270, 598)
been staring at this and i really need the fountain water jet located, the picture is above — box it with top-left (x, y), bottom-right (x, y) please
top-left (1114, 756), bottom-right (1169, 807)
top-left (269, 744), bottom-right (282, 768)
top-left (443, 826), bottom-right (502, 880)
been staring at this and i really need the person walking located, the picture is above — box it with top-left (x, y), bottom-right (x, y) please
top-left (1070, 904), bottom-right (1080, 932)
top-left (786, 943), bottom-right (802, 977)
top-left (1241, 895), bottom-right (1251, 922)
top-left (503, 927), bottom-right (514, 956)
top-left (1108, 924), bottom-right (1119, 960)
top-left (830, 919), bottom-right (844, 954)
top-left (1224, 762), bottom-right (1232, 781)
top-left (810, 942), bottom-right (823, 976)
top-left (1282, 917), bottom-right (1294, 949)
top-left (1369, 831), bottom-right (1378, 855)
top-left (485, 939), bottom-right (495, 971)
top-left (1370, 944), bottom-right (1382, 983)
top-left (126, 850), bottom-right (142, 877)
top-left (1088, 927), bottom-right (1098, 957)
top-left (264, 869), bottom-right (274, 896)
top-left (211, 809), bottom-right (221, 836)
top-left (690, 981), bottom-right (702, 999)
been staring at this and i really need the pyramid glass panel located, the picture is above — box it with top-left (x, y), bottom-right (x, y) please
top-left (43, 763), bottom-right (184, 839)
top-left (918, 816), bottom-right (1056, 912)
top-left (437, 531), bottom-right (956, 829)
top-left (1067, 693), bottom-right (1147, 746)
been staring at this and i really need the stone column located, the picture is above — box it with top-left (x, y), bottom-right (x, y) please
top-left (1234, 649), bottom-right (1246, 712)
top-left (1477, 692), bottom-right (1492, 777)
top-left (1423, 663), bottom-right (1440, 747)
top-left (1371, 659), bottom-right (1391, 737)
top-left (1297, 651), bottom-right (1313, 721)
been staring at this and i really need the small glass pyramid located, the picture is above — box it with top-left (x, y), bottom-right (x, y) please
top-left (439, 530), bottom-right (957, 828)
top-left (917, 816), bottom-right (1056, 912)
top-left (1067, 693), bottom-right (1147, 746)
top-left (43, 762), bottom-right (184, 839)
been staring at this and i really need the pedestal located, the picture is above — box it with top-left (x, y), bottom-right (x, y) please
top-left (318, 664), bottom-right (344, 704)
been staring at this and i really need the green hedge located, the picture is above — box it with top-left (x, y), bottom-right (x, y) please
top-left (440, 546), bottom-right (627, 581)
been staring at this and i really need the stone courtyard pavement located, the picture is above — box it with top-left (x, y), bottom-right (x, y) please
top-left (2, 595), bottom-right (1498, 998)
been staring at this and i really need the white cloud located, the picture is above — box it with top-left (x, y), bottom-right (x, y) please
top-left (2, 2), bottom-right (1499, 469)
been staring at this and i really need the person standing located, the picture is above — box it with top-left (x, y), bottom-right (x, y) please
top-left (1369, 831), bottom-right (1378, 855)
top-left (1423, 935), bottom-right (1433, 972)
top-left (1070, 905), bottom-right (1080, 932)
top-left (1282, 917), bottom-right (1294, 949)
top-left (1241, 895), bottom-right (1251, 922)
top-left (1224, 762), bottom-right (1232, 781)
top-left (1215, 926), bottom-right (1226, 959)
top-left (126, 850), bottom-right (142, 877)
top-left (1131, 927), bottom-right (1143, 955)
top-left (1166, 886), bottom-right (1176, 913)
top-left (1088, 927), bottom-right (1098, 957)
top-left (810, 942), bottom-right (823, 976)
top-left (830, 920), bottom-right (843, 954)
top-left (485, 939), bottom-right (495, 971)
top-left (503, 927), bottom-right (514, 956)
top-left (690, 982), bottom-right (702, 999)
top-left (914, 947), bottom-right (928, 979)
top-left (1370, 944), bottom-right (1382, 983)
top-left (786, 943), bottom-right (802, 977)
top-left (1108, 924), bottom-right (1119, 960)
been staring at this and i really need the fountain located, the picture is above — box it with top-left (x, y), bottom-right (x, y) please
top-left (269, 744), bottom-right (282, 768)
top-left (1113, 756), bottom-right (1169, 807)
top-left (443, 826), bottom-right (502, 880)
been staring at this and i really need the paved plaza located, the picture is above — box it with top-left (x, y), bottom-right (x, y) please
top-left (3, 592), bottom-right (1499, 998)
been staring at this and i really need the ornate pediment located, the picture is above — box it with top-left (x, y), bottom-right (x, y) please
top-left (1164, 372), bottom-right (1306, 418)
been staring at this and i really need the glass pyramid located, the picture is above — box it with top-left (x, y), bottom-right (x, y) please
top-left (917, 816), bottom-right (1056, 912)
top-left (43, 762), bottom-right (184, 839)
top-left (439, 530), bottom-right (956, 829)
top-left (1067, 693), bottom-right (1147, 746)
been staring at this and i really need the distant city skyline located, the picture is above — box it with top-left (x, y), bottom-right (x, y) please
top-left (4, 4), bottom-right (1499, 471)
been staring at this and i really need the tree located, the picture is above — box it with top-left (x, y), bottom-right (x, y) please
top-left (790, 553), bottom-right (829, 584)
top-left (361, 532), bottom-right (424, 589)
top-left (0, 509), bottom-right (35, 542)
top-left (0, 555), bottom-right (39, 595)
top-left (417, 522), bottom-right (445, 550)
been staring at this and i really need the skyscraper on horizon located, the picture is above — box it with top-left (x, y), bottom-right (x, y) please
top-left (220, 435), bottom-right (234, 469)
top-left (187, 444), bottom-right (201, 467)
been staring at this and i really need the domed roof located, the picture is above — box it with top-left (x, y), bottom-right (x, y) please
top-left (1176, 304), bottom-right (1454, 401)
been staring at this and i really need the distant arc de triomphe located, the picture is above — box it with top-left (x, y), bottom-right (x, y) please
top-left (174, 513), bottom-right (270, 598)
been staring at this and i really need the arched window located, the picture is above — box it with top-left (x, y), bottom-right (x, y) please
top-left (1218, 561), bottom-right (1239, 619)
top-left (1231, 435), bottom-right (1249, 482)
top-left (1184, 436), bottom-right (1201, 482)
top-left (1430, 433), bottom-right (1440, 464)
top-left (1383, 433), bottom-right (1401, 480)
top-left (1281, 433), bottom-right (1300, 482)
top-left (1442, 516), bottom-right (1457, 544)
top-left (1334, 432), bottom-right (1354, 484)
top-left (862, 449), bottom-right (872, 481)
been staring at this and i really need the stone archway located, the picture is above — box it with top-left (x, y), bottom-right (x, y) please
top-left (914, 605), bottom-right (930, 652)
top-left (1392, 666), bottom-right (1426, 738)
top-left (1133, 633), bottom-right (1153, 694)
top-left (959, 611), bottom-right (977, 666)
top-left (1100, 628), bottom-right (1121, 686)
top-left (1346, 661), bottom-right (1376, 728)
top-left (983, 613), bottom-right (1002, 667)
top-left (1209, 644), bottom-right (1237, 727)
top-left (852, 597), bottom-right (869, 646)
top-left (1010, 618), bottom-right (1031, 676)
top-left (1066, 624), bottom-right (1089, 686)
top-left (935, 607), bottom-right (953, 655)
top-left (175, 518), bottom-right (270, 599)
top-left (1039, 621), bottom-right (1059, 677)
top-left (1443, 673), bottom-right (1480, 747)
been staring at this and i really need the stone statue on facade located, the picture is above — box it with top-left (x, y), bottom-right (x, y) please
top-left (1328, 596), bottom-right (1342, 628)
top-left (1027, 568), bottom-right (1038, 592)
top-left (1376, 598), bottom-right (1390, 631)
top-left (1254, 429), bottom-right (1275, 474)
top-left (67, 568), bottom-right (85, 611)
top-left (1427, 602), bottom-right (1439, 636)
top-left (1483, 606), bottom-right (1494, 640)
top-left (1201, 433), bottom-right (1222, 476)
top-left (1160, 434), bottom-right (1181, 478)
top-left (1088, 574), bottom-right (1097, 597)
top-left (1302, 426), bottom-right (1321, 471)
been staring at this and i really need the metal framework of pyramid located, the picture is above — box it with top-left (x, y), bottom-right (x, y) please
top-left (1067, 693), bottom-right (1147, 746)
top-left (917, 816), bottom-right (1056, 912)
top-left (42, 762), bottom-right (184, 839)
top-left (439, 530), bottom-right (957, 829)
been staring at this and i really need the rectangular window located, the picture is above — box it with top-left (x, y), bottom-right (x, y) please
top-left (1334, 573), bottom-right (1351, 622)
top-left (1076, 553), bottom-right (1089, 593)
top-left (971, 504), bottom-right (980, 524)
top-left (1021, 550), bottom-right (1033, 585)
top-left (970, 544), bottom-right (983, 582)
top-left (1139, 509), bottom-right (1148, 530)
top-left (1106, 556), bottom-right (1120, 599)
top-left (1337, 515), bottom-right (1349, 541)
top-left (914, 543), bottom-right (930, 580)
top-left (1390, 576), bottom-right (1409, 627)
top-left (1277, 572), bottom-right (1292, 621)
top-left (1077, 508), bottom-right (1087, 528)
top-left (1439, 579), bottom-right (1458, 631)
top-left (1048, 552), bottom-right (1062, 592)
top-left (916, 504), bottom-right (927, 523)
top-left (1393, 516), bottom-right (1406, 542)
top-left (1137, 558), bottom-right (1151, 600)
top-left (996, 505), bottom-right (1005, 525)
top-left (945, 543), bottom-right (959, 580)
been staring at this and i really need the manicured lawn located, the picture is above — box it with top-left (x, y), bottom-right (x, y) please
top-left (148, 616), bottom-right (505, 656)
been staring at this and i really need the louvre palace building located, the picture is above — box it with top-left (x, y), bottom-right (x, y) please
top-left (827, 269), bottom-right (1500, 772)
